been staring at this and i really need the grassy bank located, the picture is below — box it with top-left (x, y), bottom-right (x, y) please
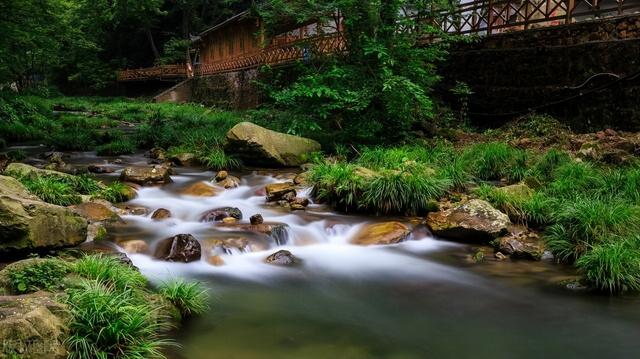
top-left (1, 254), bottom-right (208, 359)
top-left (309, 142), bottom-right (640, 293)
top-left (0, 94), bottom-right (245, 169)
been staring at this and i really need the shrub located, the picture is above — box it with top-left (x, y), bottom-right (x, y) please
top-left (96, 139), bottom-right (137, 156)
top-left (66, 174), bottom-right (103, 195)
top-left (73, 255), bottom-right (147, 291)
top-left (8, 259), bottom-right (69, 294)
top-left (310, 162), bottom-right (366, 212)
top-left (546, 161), bottom-right (605, 198)
top-left (158, 280), bottom-right (209, 318)
top-left (576, 239), bottom-right (640, 293)
top-left (528, 148), bottom-right (572, 182)
top-left (65, 280), bottom-right (172, 359)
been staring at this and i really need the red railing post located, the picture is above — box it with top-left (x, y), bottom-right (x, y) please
top-left (566, 0), bottom-right (574, 24)
top-left (487, 0), bottom-right (494, 35)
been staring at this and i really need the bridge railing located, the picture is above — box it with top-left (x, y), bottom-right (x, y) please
top-left (437, 0), bottom-right (640, 35)
top-left (195, 32), bottom-right (347, 76)
top-left (117, 64), bottom-right (188, 82)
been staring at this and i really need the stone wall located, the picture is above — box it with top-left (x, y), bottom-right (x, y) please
top-left (154, 80), bottom-right (192, 103)
top-left (191, 69), bottom-right (261, 109)
top-left (441, 14), bottom-right (640, 131)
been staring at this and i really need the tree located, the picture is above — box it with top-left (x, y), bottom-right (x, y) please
top-left (258, 0), bottom-right (449, 145)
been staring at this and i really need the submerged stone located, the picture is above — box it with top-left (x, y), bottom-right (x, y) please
top-left (153, 234), bottom-right (201, 263)
top-left (351, 221), bottom-right (411, 246)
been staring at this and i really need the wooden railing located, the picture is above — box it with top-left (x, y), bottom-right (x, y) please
top-left (437, 0), bottom-right (640, 35)
top-left (195, 33), bottom-right (346, 76)
top-left (117, 64), bottom-right (188, 82)
top-left (118, 1), bottom-right (640, 82)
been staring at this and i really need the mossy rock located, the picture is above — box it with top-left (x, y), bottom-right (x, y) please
top-left (0, 176), bottom-right (88, 253)
top-left (225, 122), bottom-right (321, 167)
top-left (4, 163), bottom-right (75, 181)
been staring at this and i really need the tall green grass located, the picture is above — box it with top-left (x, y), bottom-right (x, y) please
top-left (158, 279), bottom-right (209, 318)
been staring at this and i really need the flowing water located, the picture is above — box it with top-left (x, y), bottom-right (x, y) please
top-left (18, 148), bottom-right (640, 359)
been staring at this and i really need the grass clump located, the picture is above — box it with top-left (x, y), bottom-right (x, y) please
top-left (576, 239), bottom-right (640, 293)
top-left (61, 254), bottom-right (212, 359)
top-left (65, 280), bottom-right (172, 359)
top-left (461, 142), bottom-right (528, 182)
top-left (94, 181), bottom-right (132, 203)
top-left (7, 258), bottom-right (69, 294)
top-left (73, 255), bottom-right (147, 291)
top-left (20, 176), bottom-right (82, 206)
top-left (158, 279), bottom-right (209, 318)
top-left (96, 139), bottom-right (137, 156)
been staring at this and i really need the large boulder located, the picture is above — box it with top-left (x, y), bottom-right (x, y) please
top-left (0, 292), bottom-right (68, 359)
top-left (0, 176), bottom-right (88, 253)
top-left (71, 202), bottom-right (121, 223)
top-left (225, 122), bottom-right (321, 167)
top-left (4, 163), bottom-right (75, 181)
top-left (153, 234), bottom-right (201, 263)
top-left (120, 166), bottom-right (172, 185)
top-left (351, 222), bottom-right (411, 246)
top-left (427, 199), bottom-right (511, 242)
top-left (170, 153), bottom-right (199, 167)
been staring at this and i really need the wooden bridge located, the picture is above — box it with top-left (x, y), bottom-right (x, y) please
top-left (117, 0), bottom-right (640, 82)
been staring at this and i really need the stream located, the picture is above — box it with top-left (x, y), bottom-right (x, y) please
top-left (17, 147), bottom-right (640, 359)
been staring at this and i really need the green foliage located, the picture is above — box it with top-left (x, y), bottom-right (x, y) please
top-left (461, 142), bottom-right (528, 182)
top-left (19, 176), bottom-right (82, 206)
top-left (65, 280), bottom-right (172, 359)
top-left (576, 239), bottom-right (640, 293)
top-left (46, 129), bottom-right (97, 151)
top-left (8, 259), bottom-right (69, 294)
top-left (258, 0), bottom-right (448, 145)
top-left (95, 181), bottom-right (132, 203)
top-left (96, 139), bottom-right (137, 156)
top-left (68, 174), bottom-right (103, 195)
top-left (158, 279), bottom-right (209, 318)
top-left (73, 255), bottom-right (148, 291)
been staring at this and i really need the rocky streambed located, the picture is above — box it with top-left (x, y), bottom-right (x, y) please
top-left (1, 140), bottom-right (640, 358)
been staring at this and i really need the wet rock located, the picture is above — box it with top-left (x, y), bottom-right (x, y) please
top-left (291, 204), bottom-right (306, 211)
top-left (495, 252), bottom-right (507, 260)
top-left (171, 152), bottom-right (199, 167)
top-left (151, 208), bottom-right (172, 220)
top-left (265, 182), bottom-right (296, 202)
top-left (215, 170), bottom-right (228, 181)
top-left (181, 182), bottom-right (220, 197)
top-left (200, 207), bottom-right (243, 222)
top-left (0, 292), bottom-right (68, 359)
top-left (426, 199), bottom-right (511, 242)
top-left (149, 148), bottom-right (166, 161)
top-left (119, 239), bottom-right (150, 254)
top-left (0, 175), bottom-right (87, 253)
top-left (153, 234), bottom-right (201, 263)
top-left (290, 197), bottom-right (310, 207)
top-left (71, 202), bottom-right (121, 223)
top-left (293, 172), bottom-right (309, 185)
top-left (496, 230), bottom-right (546, 260)
top-left (88, 165), bottom-right (114, 174)
top-left (250, 214), bottom-right (264, 225)
top-left (217, 222), bottom-right (289, 245)
top-left (351, 222), bottom-right (411, 246)
top-left (265, 250), bottom-right (299, 266)
top-left (217, 175), bottom-right (240, 189)
top-left (120, 166), bottom-right (172, 185)
top-left (117, 205), bottom-right (148, 216)
top-left (222, 217), bottom-right (238, 224)
top-left (203, 237), bottom-right (250, 255)
top-left (225, 122), bottom-right (321, 167)
top-left (207, 255), bottom-right (226, 266)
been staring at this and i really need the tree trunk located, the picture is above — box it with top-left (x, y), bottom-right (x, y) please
top-left (146, 28), bottom-right (160, 60)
